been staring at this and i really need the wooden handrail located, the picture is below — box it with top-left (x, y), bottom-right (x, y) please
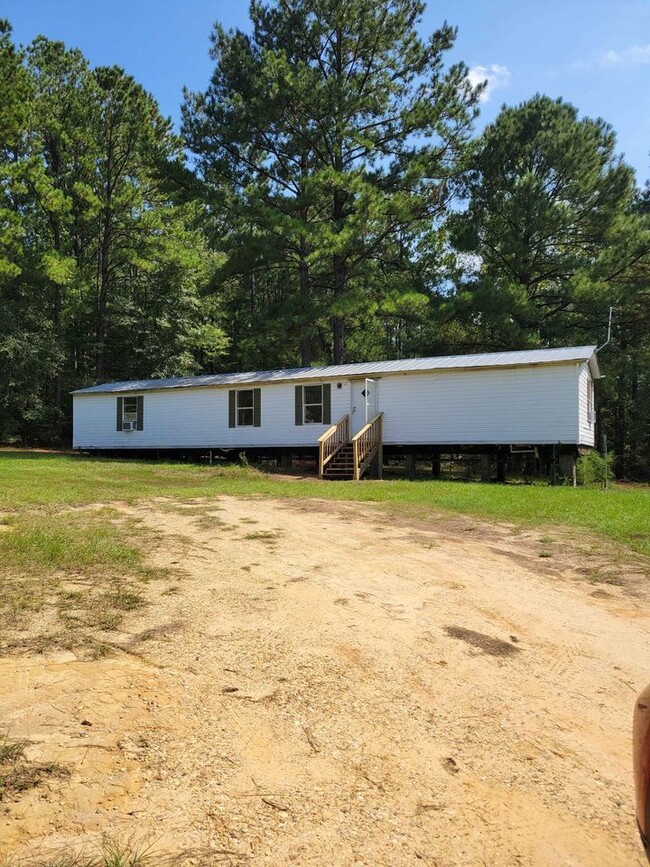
top-left (318, 414), bottom-right (350, 479)
top-left (351, 412), bottom-right (383, 481)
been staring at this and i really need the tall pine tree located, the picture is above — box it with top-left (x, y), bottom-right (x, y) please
top-left (184, 0), bottom-right (479, 364)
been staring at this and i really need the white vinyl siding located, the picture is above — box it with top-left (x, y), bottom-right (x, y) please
top-left (73, 381), bottom-right (350, 450)
top-left (577, 363), bottom-right (596, 447)
top-left (73, 363), bottom-right (588, 450)
top-left (378, 364), bottom-right (580, 445)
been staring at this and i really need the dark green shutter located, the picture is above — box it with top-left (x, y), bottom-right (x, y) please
top-left (228, 390), bottom-right (236, 427)
top-left (294, 386), bottom-right (303, 425)
top-left (136, 396), bottom-right (144, 430)
top-left (322, 383), bottom-right (331, 425)
top-left (253, 388), bottom-right (261, 427)
top-left (116, 397), bottom-right (123, 431)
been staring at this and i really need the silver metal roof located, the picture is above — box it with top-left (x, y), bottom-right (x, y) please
top-left (72, 345), bottom-right (599, 394)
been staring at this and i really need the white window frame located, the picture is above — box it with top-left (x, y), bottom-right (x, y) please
top-left (123, 396), bottom-right (138, 423)
top-left (236, 389), bottom-right (254, 427)
top-left (303, 384), bottom-right (323, 424)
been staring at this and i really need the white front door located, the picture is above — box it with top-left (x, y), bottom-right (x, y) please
top-left (350, 378), bottom-right (379, 436)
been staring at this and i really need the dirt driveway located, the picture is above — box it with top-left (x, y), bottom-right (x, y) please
top-left (1, 497), bottom-right (649, 865)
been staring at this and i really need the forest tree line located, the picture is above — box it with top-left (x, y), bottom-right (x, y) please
top-left (1, 1), bottom-right (648, 476)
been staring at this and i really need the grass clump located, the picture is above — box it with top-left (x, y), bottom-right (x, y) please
top-left (0, 732), bottom-right (27, 764)
top-left (0, 761), bottom-right (69, 800)
top-left (0, 835), bottom-right (175, 866)
top-left (0, 508), bottom-right (165, 653)
top-left (0, 732), bottom-right (69, 802)
top-left (244, 530), bottom-right (280, 541)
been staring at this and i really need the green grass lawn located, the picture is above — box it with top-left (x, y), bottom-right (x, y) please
top-left (1, 450), bottom-right (648, 556)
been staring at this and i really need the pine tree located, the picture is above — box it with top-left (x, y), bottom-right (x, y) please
top-left (184, 0), bottom-right (479, 364)
top-left (449, 94), bottom-right (650, 476)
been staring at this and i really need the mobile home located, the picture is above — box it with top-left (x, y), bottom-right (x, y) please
top-left (72, 345), bottom-right (600, 481)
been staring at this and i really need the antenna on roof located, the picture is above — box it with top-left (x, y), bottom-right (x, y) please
top-left (597, 306), bottom-right (614, 352)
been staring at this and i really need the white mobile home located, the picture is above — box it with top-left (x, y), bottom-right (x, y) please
top-left (72, 345), bottom-right (600, 480)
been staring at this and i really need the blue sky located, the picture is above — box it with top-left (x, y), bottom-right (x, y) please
top-left (4, 0), bottom-right (650, 184)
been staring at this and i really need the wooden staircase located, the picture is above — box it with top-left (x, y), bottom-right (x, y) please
top-left (322, 444), bottom-right (355, 479)
top-left (318, 413), bottom-right (383, 481)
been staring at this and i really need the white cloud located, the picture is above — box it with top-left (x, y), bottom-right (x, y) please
top-left (467, 64), bottom-right (512, 103)
top-left (572, 43), bottom-right (650, 71)
top-left (600, 44), bottom-right (650, 66)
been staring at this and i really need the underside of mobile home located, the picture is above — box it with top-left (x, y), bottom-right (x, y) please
top-left (72, 346), bottom-right (600, 481)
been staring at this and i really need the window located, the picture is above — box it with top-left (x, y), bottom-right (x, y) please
top-left (228, 388), bottom-right (261, 427)
top-left (304, 385), bottom-right (323, 423)
top-left (116, 395), bottom-right (143, 431)
top-left (123, 397), bottom-right (138, 423)
top-left (237, 389), bottom-right (254, 426)
top-left (587, 377), bottom-right (595, 425)
top-left (294, 384), bottom-right (331, 425)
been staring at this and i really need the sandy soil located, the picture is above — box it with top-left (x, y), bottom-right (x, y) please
top-left (1, 496), bottom-right (649, 866)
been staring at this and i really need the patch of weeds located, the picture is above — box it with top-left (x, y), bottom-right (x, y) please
top-left (90, 610), bottom-right (122, 631)
top-left (2, 834), bottom-right (178, 866)
top-left (589, 570), bottom-right (623, 586)
top-left (538, 551), bottom-right (553, 558)
top-left (539, 535), bottom-right (555, 544)
top-left (0, 733), bottom-right (27, 763)
top-left (59, 590), bottom-right (84, 603)
top-left (88, 642), bottom-right (112, 660)
top-left (0, 576), bottom-right (47, 628)
top-left (239, 517), bottom-right (258, 524)
top-left (158, 500), bottom-right (223, 513)
top-left (3, 632), bottom-right (111, 660)
top-left (192, 514), bottom-right (226, 531)
top-left (0, 733), bottom-right (69, 802)
top-left (104, 589), bottom-right (145, 611)
top-left (0, 762), bottom-right (69, 800)
top-left (244, 530), bottom-right (280, 542)
top-left (0, 508), bottom-right (169, 653)
top-left (137, 566), bottom-right (172, 584)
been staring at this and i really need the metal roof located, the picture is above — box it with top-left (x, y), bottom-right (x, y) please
top-left (72, 345), bottom-right (600, 394)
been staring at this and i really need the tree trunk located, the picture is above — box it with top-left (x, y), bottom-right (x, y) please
top-left (614, 334), bottom-right (628, 478)
top-left (95, 210), bottom-right (111, 381)
top-left (96, 117), bottom-right (115, 382)
top-left (298, 233), bottom-right (311, 367)
top-left (331, 186), bottom-right (346, 363)
top-left (331, 26), bottom-right (346, 365)
top-left (46, 136), bottom-right (63, 418)
top-left (332, 256), bottom-right (346, 364)
top-left (51, 222), bottom-right (62, 414)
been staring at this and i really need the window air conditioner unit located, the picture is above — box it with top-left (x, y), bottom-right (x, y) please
top-left (122, 421), bottom-right (136, 431)
top-left (588, 411), bottom-right (597, 425)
